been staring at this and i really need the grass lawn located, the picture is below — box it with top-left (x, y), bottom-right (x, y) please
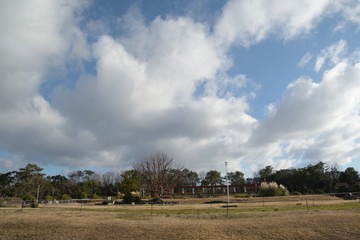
top-left (1, 195), bottom-right (359, 239)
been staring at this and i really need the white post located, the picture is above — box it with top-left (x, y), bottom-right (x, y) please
top-left (225, 162), bottom-right (229, 203)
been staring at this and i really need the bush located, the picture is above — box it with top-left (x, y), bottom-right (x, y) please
top-left (123, 192), bottom-right (141, 204)
top-left (234, 193), bottom-right (250, 198)
top-left (279, 184), bottom-right (289, 196)
top-left (23, 194), bottom-right (36, 201)
top-left (45, 195), bottom-right (53, 201)
top-left (92, 194), bottom-right (100, 199)
top-left (292, 191), bottom-right (302, 195)
top-left (171, 195), bottom-right (186, 199)
top-left (258, 182), bottom-right (289, 197)
top-left (122, 193), bottom-right (132, 203)
top-left (337, 186), bottom-right (348, 193)
top-left (117, 192), bottom-right (123, 199)
top-left (80, 192), bottom-right (88, 199)
top-left (101, 200), bottom-right (112, 205)
top-left (350, 185), bottom-right (360, 192)
top-left (30, 203), bottom-right (39, 208)
top-left (61, 194), bottom-right (72, 200)
top-left (314, 189), bottom-right (325, 194)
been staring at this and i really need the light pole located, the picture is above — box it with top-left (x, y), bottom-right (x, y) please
top-left (225, 162), bottom-right (229, 203)
top-left (36, 185), bottom-right (40, 204)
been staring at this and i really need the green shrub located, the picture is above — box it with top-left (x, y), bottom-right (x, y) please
top-left (337, 186), bottom-right (348, 193)
top-left (258, 182), bottom-right (289, 197)
top-left (101, 200), bottom-right (112, 205)
top-left (80, 192), bottom-right (88, 199)
top-left (61, 194), bottom-right (72, 200)
top-left (292, 191), bottom-right (302, 195)
top-left (314, 189), bottom-right (325, 194)
top-left (123, 192), bottom-right (141, 204)
top-left (30, 203), bottom-right (39, 208)
top-left (117, 192), bottom-right (123, 199)
top-left (92, 194), bottom-right (100, 199)
top-left (171, 195), bottom-right (186, 199)
top-left (23, 194), bottom-right (36, 201)
top-left (350, 185), bottom-right (360, 192)
top-left (234, 193), bottom-right (250, 198)
top-left (45, 195), bottom-right (53, 201)
top-left (279, 185), bottom-right (289, 196)
top-left (122, 193), bottom-right (131, 203)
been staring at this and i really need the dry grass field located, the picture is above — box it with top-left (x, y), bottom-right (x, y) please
top-left (1, 196), bottom-right (359, 239)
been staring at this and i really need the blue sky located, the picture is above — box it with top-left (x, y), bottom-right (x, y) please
top-left (1, 0), bottom-right (360, 178)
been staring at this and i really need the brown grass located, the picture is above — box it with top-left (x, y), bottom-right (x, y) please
top-left (1, 196), bottom-right (359, 240)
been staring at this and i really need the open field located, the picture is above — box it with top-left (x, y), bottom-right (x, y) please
top-left (1, 196), bottom-right (360, 239)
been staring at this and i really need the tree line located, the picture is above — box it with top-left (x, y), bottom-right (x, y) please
top-left (1, 152), bottom-right (359, 202)
top-left (253, 162), bottom-right (360, 194)
top-left (0, 153), bottom-right (243, 201)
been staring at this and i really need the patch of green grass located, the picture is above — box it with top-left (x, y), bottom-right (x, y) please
top-left (114, 204), bottom-right (356, 215)
top-left (19, 202), bottom-right (360, 217)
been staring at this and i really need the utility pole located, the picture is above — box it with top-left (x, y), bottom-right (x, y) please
top-left (225, 162), bottom-right (229, 203)
top-left (36, 185), bottom-right (40, 203)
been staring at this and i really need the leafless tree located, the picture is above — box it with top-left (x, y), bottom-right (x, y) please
top-left (101, 172), bottom-right (115, 186)
top-left (133, 152), bottom-right (182, 199)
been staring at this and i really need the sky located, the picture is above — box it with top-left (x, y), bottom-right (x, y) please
top-left (1, 0), bottom-right (360, 178)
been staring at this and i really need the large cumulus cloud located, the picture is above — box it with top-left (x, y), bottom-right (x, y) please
top-left (52, 14), bottom-right (257, 170)
top-left (245, 43), bottom-right (360, 171)
top-left (0, 0), bottom-right (93, 169)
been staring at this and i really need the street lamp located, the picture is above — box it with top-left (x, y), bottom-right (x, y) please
top-left (225, 162), bottom-right (229, 203)
top-left (36, 185), bottom-right (40, 204)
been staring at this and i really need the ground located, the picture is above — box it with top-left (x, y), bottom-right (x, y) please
top-left (0, 195), bottom-right (359, 239)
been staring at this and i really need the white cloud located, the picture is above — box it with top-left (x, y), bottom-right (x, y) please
top-left (298, 52), bottom-right (313, 68)
top-left (246, 57), bottom-right (360, 169)
top-left (52, 14), bottom-right (258, 171)
top-left (0, 0), bottom-right (90, 108)
top-left (314, 39), bottom-right (347, 72)
top-left (335, 0), bottom-right (360, 28)
top-left (0, 0), bottom-right (93, 170)
top-left (214, 0), bottom-right (360, 49)
top-left (215, 0), bottom-right (332, 47)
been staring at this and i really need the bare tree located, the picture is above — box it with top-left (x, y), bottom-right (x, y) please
top-left (101, 172), bottom-right (115, 186)
top-left (133, 152), bottom-right (182, 199)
